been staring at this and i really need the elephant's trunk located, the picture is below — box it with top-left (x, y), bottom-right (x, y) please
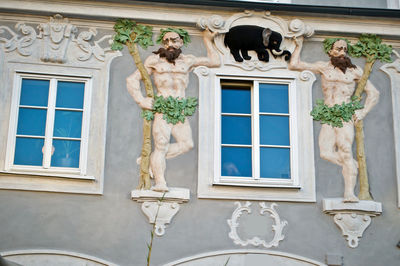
top-left (272, 49), bottom-right (284, 56)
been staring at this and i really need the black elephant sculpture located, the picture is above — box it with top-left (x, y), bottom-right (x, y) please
top-left (224, 25), bottom-right (291, 63)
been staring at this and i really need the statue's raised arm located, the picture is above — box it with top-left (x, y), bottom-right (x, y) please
top-left (288, 37), bottom-right (325, 74)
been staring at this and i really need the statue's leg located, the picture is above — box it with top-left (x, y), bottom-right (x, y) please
top-left (150, 114), bottom-right (172, 192)
top-left (166, 119), bottom-right (194, 159)
top-left (336, 123), bottom-right (358, 202)
top-left (319, 124), bottom-right (342, 166)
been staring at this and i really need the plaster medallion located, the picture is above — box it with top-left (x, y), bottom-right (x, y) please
top-left (227, 201), bottom-right (287, 248)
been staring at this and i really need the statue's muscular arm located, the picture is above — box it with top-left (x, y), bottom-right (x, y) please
top-left (288, 36), bottom-right (325, 74)
top-left (126, 55), bottom-right (158, 110)
top-left (189, 28), bottom-right (221, 70)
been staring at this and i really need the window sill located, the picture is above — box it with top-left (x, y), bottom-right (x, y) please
top-left (0, 170), bottom-right (95, 181)
top-left (213, 181), bottom-right (302, 189)
top-left (0, 170), bottom-right (101, 195)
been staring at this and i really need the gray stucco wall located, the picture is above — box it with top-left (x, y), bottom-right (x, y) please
top-left (0, 8), bottom-right (400, 266)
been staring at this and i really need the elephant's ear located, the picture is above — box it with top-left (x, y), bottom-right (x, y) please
top-left (262, 28), bottom-right (272, 47)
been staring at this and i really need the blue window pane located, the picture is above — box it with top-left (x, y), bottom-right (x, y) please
top-left (17, 108), bottom-right (47, 136)
top-left (260, 115), bottom-right (289, 146)
top-left (260, 147), bottom-right (290, 179)
top-left (221, 147), bottom-right (252, 177)
top-left (51, 139), bottom-right (80, 168)
top-left (20, 79), bottom-right (49, 107)
top-left (14, 137), bottom-right (44, 166)
top-left (56, 81), bottom-right (85, 109)
top-left (53, 110), bottom-right (83, 138)
top-left (259, 83), bottom-right (288, 113)
top-left (221, 83), bottom-right (251, 114)
top-left (222, 116), bottom-right (251, 145)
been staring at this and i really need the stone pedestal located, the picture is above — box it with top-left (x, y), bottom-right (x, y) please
top-left (131, 187), bottom-right (190, 236)
top-left (323, 198), bottom-right (382, 248)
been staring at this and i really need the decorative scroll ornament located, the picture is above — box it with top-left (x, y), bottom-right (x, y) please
top-left (0, 23), bottom-right (36, 56)
top-left (323, 198), bottom-right (382, 248)
top-left (76, 28), bottom-right (113, 62)
top-left (227, 201), bottom-right (287, 248)
top-left (198, 10), bottom-right (313, 71)
top-left (0, 14), bottom-right (115, 63)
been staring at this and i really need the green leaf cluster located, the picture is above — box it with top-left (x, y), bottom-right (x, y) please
top-left (310, 98), bottom-right (363, 128)
top-left (141, 95), bottom-right (198, 125)
top-left (323, 38), bottom-right (352, 54)
top-left (349, 34), bottom-right (392, 63)
top-left (111, 18), bottom-right (154, 50)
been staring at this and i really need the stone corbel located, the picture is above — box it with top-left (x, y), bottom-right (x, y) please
top-left (131, 188), bottom-right (190, 236)
top-left (323, 198), bottom-right (382, 248)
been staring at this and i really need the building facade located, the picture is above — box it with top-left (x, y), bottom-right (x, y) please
top-left (0, 1), bottom-right (400, 265)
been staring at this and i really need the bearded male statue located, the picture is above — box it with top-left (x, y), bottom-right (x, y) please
top-left (289, 37), bottom-right (379, 202)
top-left (126, 28), bottom-right (220, 192)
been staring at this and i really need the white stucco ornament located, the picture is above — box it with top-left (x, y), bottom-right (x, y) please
top-left (0, 14), bottom-right (116, 64)
top-left (227, 201), bottom-right (287, 248)
top-left (131, 188), bottom-right (190, 236)
top-left (198, 10), bottom-right (313, 71)
top-left (323, 198), bottom-right (382, 248)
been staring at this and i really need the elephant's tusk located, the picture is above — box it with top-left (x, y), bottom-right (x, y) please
top-left (272, 49), bottom-right (284, 56)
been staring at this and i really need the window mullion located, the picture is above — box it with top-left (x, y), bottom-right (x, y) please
top-left (42, 78), bottom-right (57, 169)
top-left (253, 81), bottom-right (260, 180)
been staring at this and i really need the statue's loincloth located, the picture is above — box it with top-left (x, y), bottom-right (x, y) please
top-left (142, 95), bottom-right (198, 125)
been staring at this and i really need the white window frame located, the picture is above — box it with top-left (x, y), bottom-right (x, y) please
top-left (195, 66), bottom-right (316, 202)
top-left (214, 76), bottom-right (299, 188)
top-left (5, 72), bottom-right (92, 179)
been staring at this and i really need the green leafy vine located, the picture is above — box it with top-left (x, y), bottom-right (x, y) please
top-left (310, 97), bottom-right (363, 128)
top-left (142, 95), bottom-right (198, 125)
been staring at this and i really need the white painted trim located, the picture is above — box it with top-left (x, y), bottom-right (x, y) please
top-left (381, 57), bottom-right (400, 208)
top-left (1, 249), bottom-right (117, 266)
top-left (216, 77), bottom-right (297, 186)
top-left (163, 249), bottom-right (326, 266)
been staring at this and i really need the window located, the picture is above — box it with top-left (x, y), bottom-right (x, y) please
top-left (195, 67), bottom-right (316, 202)
top-left (5, 74), bottom-right (90, 177)
top-left (217, 78), bottom-right (298, 187)
top-left (6, 74), bottom-right (90, 176)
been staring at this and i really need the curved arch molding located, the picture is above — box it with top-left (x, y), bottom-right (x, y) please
top-left (164, 249), bottom-right (326, 266)
top-left (1, 249), bottom-right (117, 266)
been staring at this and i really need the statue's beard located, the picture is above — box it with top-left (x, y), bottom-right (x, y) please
top-left (330, 55), bottom-right (356, 73)
top-left (153, 47), bottom-right (182, 64)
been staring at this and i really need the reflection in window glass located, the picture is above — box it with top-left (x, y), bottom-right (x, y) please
top-left (221, 147), bottom-right (252, 177)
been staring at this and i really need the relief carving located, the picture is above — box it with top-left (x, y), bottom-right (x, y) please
top-left (0, 14), bottom-right (116, 64)
top-left (227, 201), bottom-right (287, 248)
top-left (38, 14), bottom-right (77, 63)
top-left (198, 11), bottom-right (313, 71)
top-left (0, 23), bottom-right (36, 56)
